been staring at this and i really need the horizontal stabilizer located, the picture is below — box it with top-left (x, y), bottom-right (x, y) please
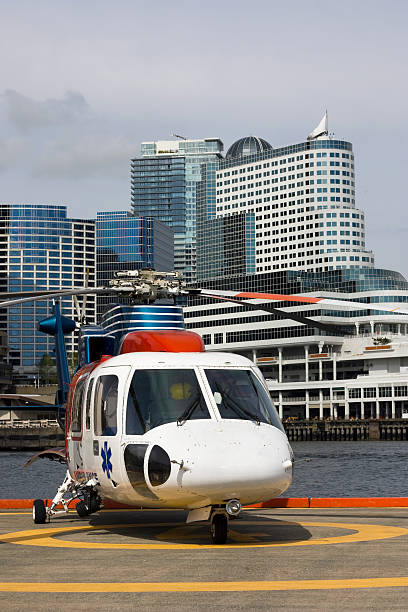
top-left (24, 448), bottom-right (66, 468)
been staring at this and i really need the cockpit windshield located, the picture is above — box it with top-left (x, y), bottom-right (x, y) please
top-left (204, 368), bottom-right (284, 432)
top-left (126, 369), bottom-right (210, 434)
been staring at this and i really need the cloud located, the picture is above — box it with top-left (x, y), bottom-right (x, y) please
top-left (34, 134), bottom-right (136, 178)
top-left (0, 137), bottom-right (26, 171)
top-left (0, 89), bottom-right (137, 178)
top-left (3, 89), bottom-right (90, 130)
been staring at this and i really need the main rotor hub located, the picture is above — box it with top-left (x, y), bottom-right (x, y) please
top-left (108, 269), bottom-right (187, 303)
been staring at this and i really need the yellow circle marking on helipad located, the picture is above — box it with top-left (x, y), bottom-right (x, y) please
top-left (0, 520), bottom-right (407, 550)
top-left (2, 577), bottom-right (408, 592)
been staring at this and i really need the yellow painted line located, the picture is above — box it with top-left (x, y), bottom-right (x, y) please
top-left (100, 508), bottom-right (178, 513)
top-left (2, 577), bottom-right (408, 592)
top-left (0, 521), bottom-right (406, 550)
top-left (0, 512), bottom-right (32, 515)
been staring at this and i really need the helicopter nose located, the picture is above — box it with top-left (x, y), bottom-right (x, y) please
top-left (167, 422), bottom-right (292, 503)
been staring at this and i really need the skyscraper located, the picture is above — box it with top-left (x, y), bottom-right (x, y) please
top-left (131, 137), bottom-right (223, 284)
top-left (0, 204), bottom-right (96, 381)
top-left (96, 211), bottom-right (174, 317)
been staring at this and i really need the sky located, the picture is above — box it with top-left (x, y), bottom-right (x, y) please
top-left (0, 0), bottom-right (407, 277)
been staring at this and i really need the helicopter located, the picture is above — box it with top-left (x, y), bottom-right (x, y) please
top-left (3, 269), bottom-right (408, 544)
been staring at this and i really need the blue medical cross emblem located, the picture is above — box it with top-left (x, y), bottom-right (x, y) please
top-left (101, 441), bottom-right (113, 479)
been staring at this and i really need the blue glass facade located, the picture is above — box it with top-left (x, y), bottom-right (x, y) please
top-left (196, 157), bottom-right (256, 280)
top-left (0, 204), bottom-right (96, 378)
top-left (131, 138), bottom-right (223, 284)
top-left (96, 211), bottom-right (174, 318)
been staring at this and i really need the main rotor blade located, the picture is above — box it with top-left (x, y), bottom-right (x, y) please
top-left (0, 288), bottom-right (91, 299)
top-left (191, 289), bottom-right (408, 317)
top-left (0, 287), bottom-right (112, 309)
top-left (195, 293), bottom-right (348, 335)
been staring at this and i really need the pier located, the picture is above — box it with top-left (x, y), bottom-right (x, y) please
top-left (0, 419), bottom-right (64, 450)
top-left (283, 418), bottom-right (408, 441)
top-left (1, 418), bottom-right (408, 450)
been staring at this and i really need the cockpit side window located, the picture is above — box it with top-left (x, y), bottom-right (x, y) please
top-left (94, 374), bottom-right (118, 436)
top-left (205, 368), bottom-right (284, 432)
top-left (85, 378), bottom-right (94, 430)
top-left (126, 369), bottom-right (210, 434)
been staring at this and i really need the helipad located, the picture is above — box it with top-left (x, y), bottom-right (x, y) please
top-left (0, 508), bottom-right (407, 610)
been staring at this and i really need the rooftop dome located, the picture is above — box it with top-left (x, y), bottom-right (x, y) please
top-left (226, 136), bottom-right (273, 159)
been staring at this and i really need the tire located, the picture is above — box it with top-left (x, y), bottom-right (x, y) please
top-left (33, 499), bottom-right (47, 524)
top-left (210, 513), bottom-right (228, 544)
top-left (76, 500), bottom-right (89, 518)
top-left (87, 492), bottom-right (101, 514)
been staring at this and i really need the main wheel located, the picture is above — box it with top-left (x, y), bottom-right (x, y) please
top-left (33, 499), bottom-right (47, 524)
top-left (76, 501), bottom-right (89, 518)
top-left (87, 491), bottom-right (101, 514)
top-left (210, 513), bottom-right (228, 544)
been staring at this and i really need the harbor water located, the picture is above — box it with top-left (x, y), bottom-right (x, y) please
top-left (1, 441), bottom-right (408, 500)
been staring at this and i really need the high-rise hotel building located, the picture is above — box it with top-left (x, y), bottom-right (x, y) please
top-left (131, 137), bottom-right (223, 284)
top-left (186, 122), bottom-right (408, 421)
top-left (197, 133), bottom-right (373, 282)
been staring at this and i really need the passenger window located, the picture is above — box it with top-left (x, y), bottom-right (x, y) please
top-left (71, 377), bottom-right (87, 433)
top-left (94, 375), bottom-right (118, 436)
top-left (85, 378), bottom-right (94, 430)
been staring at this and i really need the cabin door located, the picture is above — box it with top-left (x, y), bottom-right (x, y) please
top-left (91, 365), bottom-right (131, 487)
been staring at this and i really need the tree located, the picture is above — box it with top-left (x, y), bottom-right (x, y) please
top-left (67, 352), bottom-right (78, 377)
top-left (38, 353), bottom-right (57, 385)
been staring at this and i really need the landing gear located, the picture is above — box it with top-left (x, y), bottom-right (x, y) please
top-left (76, 501), bottom-right (89, 518)
top-left (33, 499), bottom-right (47, 524)
top-left (31, 470), bottom-right (102, 524)
top-left (76, 489), bottom-right (101, 517)
top-left (83, 488), bottom-right (101, 514)
top-left (210, 511), bottom-right (229, 544)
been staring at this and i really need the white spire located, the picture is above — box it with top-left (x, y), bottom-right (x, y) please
top-left (307, 111), bottom-right (328, 140)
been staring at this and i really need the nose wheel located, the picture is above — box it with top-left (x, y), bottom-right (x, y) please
top-left (210, 512), bottom-right (229, 544)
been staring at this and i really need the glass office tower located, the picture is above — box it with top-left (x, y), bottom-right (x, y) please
top-left (0, 204), bottom-right (96, 381)
top-left (131, 137), bottom-right (223, 284)
top-left (96, 211), bottom-right (174, 318)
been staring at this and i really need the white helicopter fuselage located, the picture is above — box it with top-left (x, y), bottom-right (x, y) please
top-left (67, 351), bottom-right (293, 511)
